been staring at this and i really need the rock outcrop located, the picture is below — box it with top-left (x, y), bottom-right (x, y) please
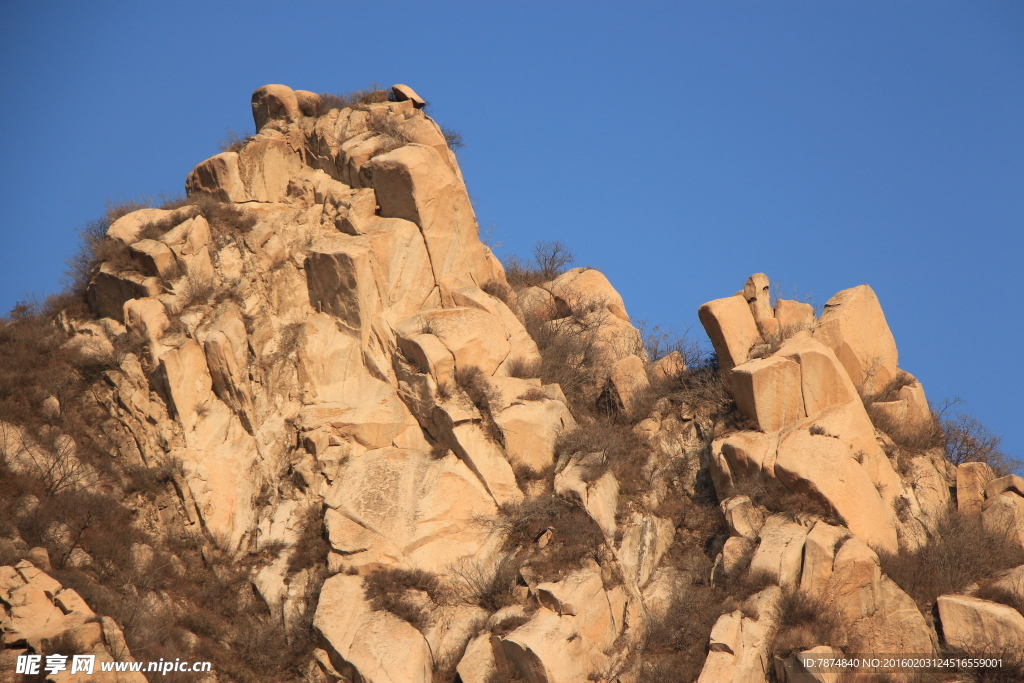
top-left (3, 81), bottom-right (1020, 683)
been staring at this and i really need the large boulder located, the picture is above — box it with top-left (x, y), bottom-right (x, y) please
top-left (730, 356), bottom-right (804, 433)
top-left (251, 84), bottom-right (302, 131)
top-left (983, 491), bottom-right (1024, 551)
top-left (813, 284), bottom-right (898, 395)
top-left (364, 144), bottom-right (493, 293)
top-left (397, 308), bottom-right (511, 377)
top-left (324, 448), bottom-right (499, 573)
top-left (774, 428), bottom-right (898, 555)
top-left (185, 152), bottom-right (250, 202)
top-left (776, 336), bottom-right (859, 416)
top-left (698, 294), bottom-right (762, 374)
top-left (314, 573), bottom-right (432, 683)
top-left (545, 268), bottom-right (630, 323)
top-left (937, 594), bottom-right (1024, 656)
top-left (748, 516), bottom-right (809, 591)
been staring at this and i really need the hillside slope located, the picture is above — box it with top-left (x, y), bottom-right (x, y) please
top-left (1, 83), bottom-right (1022, 683)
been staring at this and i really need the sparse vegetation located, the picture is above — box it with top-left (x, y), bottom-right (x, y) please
top-left (503, 240), bottom-right (574, 290)
top-left (771, 590), bottom-right (845, 658)
top-left (363, 566), bottom-right (441, 631)
top-left (497, 495), bottom-right (605, 582)
top-left (316, 85), bottom-right (393, 115)
top-left (217, 129), bottom-right (254, 153)
top-left (879, 512), bottom-right (1024, 614)
top-left (942, 411), bottom-right (1020, 476)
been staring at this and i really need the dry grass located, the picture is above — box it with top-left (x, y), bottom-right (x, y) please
top-left (879, 512), bottom-right (1024, 614)
top-left (482, 279), bottom-right (515, 307)
top-left (367, 112), bottom-right (412, 157)
top-left (771, 590), bottom-right (845, 657)
top-left (747, 321), bottom-right (814, 360)
top-left (286, 505), bottom-right (330, 575)
top-left (497, 495), bottom-right (605, 582)
top-left (556, 422), bottom-right (651, 496)
top-left (363, 566), bottom-right (441, 631)
top-left (863, 374), bottom-right (945, 454)
top-left (217, 129), bottom-right (254, 153)
top-left (316, 85), bottom-right (392, 115)
top-left (974, 582), bottom-right (1024, 616)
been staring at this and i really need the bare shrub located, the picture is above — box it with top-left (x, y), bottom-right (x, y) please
top-left (367, 112), bottom-right (412, 157)
top-left (482, 279), bottom-right (515, 307)
top-left (638, 321), bottom-right (705, 366)
top-left (771, 590), bottom-right (845, 657)
top-left (732, 477), bottom-right (838, 525)
top-left (190, 195), bottom-right (257, 245)
top-left (176, 270), bottom-right (216, 309)
top-left (363, 566), bottom-right (441, 631)
top-left (449, 554), bottom-right (521, 612)
top-left (879, 512), bottom-right (1024, 613)
top-left (974, 582), bottom-right (1024, 616)
top-left (504, 355), bottom-right (541, 380)
top-left (502, 240), bottom-right (575, 290)
top-left (441, 126), bottom-right (464, 150)
top-left (556, 422), bottom-right (650, 496)
top-left (638, 581), bottom-right (727, 683)
top-left (942, 412), bottom-right (1020, 476)
top-left (316, 85), bottom-right (392, 116)
top-left (217, 129), bottom-right (254, 153)
top-left (498, 495), bottom-right (605, 582)
top-left (747, 321), bottom-right (814, 360)
top-left (287, 505), bottom-right (330, 575)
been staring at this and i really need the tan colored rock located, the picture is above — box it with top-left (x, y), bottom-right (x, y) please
top-left (554, 460), bottom-right (619, 537)
top-left (749, 516), bottom-right (809, 591)
top-left (392, 84), bottom-right (426, 107)
top-left (128, 239), bottom-right (178, 279)
top-left (730, 355), bottom-right (804, 433)
top-left (324, 448), bottom-right (499, 573)
top-left (456, 633), bottom-right (503, 683)
top-left (800, 521), bottom-right (848, 598)
top-left (789, 400), bottom-right (903, 508)
top-left (985, 474), bottom-right (1024, 500)
top-left (983, 491), bottom-right (1024, 550)
top-left (251, 84), bottom-right (301, 131)
top-left (185, 152), bottom-right (250, 202)
top-left (774, 299), bottom-right (815, 333)
top-left (721, 496), bottom-right (765, 540)
top-left (743, 273), bottom-right (773, 324)
top-left (937, 594), bottom-right (1024, 656)
top-left (608, 354), bottom-right (650, 415)
top-left (365, 144), bottom-right (493, 292)
top-left (515, 285), bottom-right (557, 323)
top-left (437, 420), bottom-right (524, 506)
top-left (813, 284), bottom-right (898, 395)
top-left (618, 512), bottom-right (675, 588)
top-left (545, 268), bottom-right (630, 323)
top-left (398, 308), bottom-right (511, 376)
top-left (86, 264), bottom-right (164, 322)
top-left (105, 204), bottom-right (200, 244)
top-left (698, 294), bottom-right (762, 374)
top-left (294, 89), bottom-right (322, 117)
top-left (398, 333), bottom-right (456, 385)
top-left (775, 428), bottom-right (898, 554)
top-left (156, 340), bottom-right (213, 431)
top-left (957, 462), bottom-right (996, 516)
top-left (238, 130), bottom-right (305, 203)
top-left (826, 537), bottom-right (883, 622)
top-left (500, 607), bottom-right (611, 683)
top-left (493, 394), bottom-right (575, 476)
top-left (718, 536), bottom-right (754, 579)
top-left (649, 351), bottom-right (686, 384)
top-left (123, 297), bottom-right (170, 351)
top-left (314, 573), bottom-right (432, 682)
top-left (709, 430), bottom-right (772, 497)
top-left (777, 337), bottom-right (859, 416)
top-left (451, 286), bottom-right (542, 372)
top-left (698, 587), bottom-right (782, 683)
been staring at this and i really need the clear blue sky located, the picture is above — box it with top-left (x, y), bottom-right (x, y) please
top-left (2, 2), bottom-right (1021, 460)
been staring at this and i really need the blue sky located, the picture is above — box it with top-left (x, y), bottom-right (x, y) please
top-left (1, 1), bottom-right (1021, 460)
